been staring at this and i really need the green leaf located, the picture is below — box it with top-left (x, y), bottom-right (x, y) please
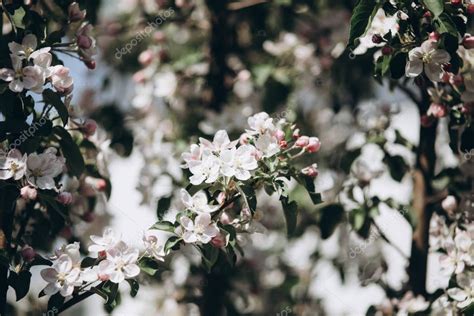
top-left (8, 270), bottom-right (31, 301)
top-left (80, 257), bottom-right (97, 268)
top-left (201, 244), bottom-right (219, 272)
top-left (138, 257), bottom-right (160, 276)
top-left (43, 89), bottom-right (69, 126)
top-left (348, 0), bottom-right (378, 48)
top-left (319, 204), bottom-right (345, 239)
top-left (53, 126), bottom-right (85, 177)
top-left (164, 236), bottom-right (182, 253)
top-left (280, 196), bottom-right (298, 237)
top-left (126, 279), bottom-right (139, 297)
top-left (434, 13), bottom-right (458, 36)
top-left (422, 0), bottom-right (444, 18)
top-left (238, 185), bottom-right (257, 213)
top-left (12, 7), bottom-right (26, 29)
top-left (156, 196), bottom-right (172, 220)
top-left (389, 53), bottom-right (407, 79)
top-left (150, 221), bottom-right (176, 233)
top-left (301, 175), bottom-right (323, 204)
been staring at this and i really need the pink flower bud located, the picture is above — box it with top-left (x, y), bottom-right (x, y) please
top-left (292, 128), bottom-right (300, 139)
top-left (462, 35), bottom-right (474, 49)
top-left (81, 184), bottom-right (96, 197)
top-left (279, 140), bottom-right (288, 149)
top-left (85, 60), bottom-right (96, 70)
top-left (210, 232), bottom-right (227, 248)
top-left (451, 0), bottom-right (462, 5)
top-left (153, 31), bottom-right (166, 43)
top-left (427, 103), bottom-right (447, 118)
top-left (82, 119), bottom-right (97, 137)
top-left (429, 32), bottom-right (440, 41)
top-left (217, 192), bottom-right (226, 205)
top-left (306, 137), bottom-right (321, 153)
top-left (95, 179), bottom-right (107, 191)
top-left (20, 186), bottom-right (37, 201)
top-left (301, 164), bottom-right (318, 177)
top-left (275, 129), bottom-right (285, 142)
top-left (138, 50), bottom-right (154, 65)
top-left (77, 34), bottom-right (92, 49)
top-left (295, 135), bottom-right (309, 147)
top-left (381, 46), bottom-right (393, 55)
top-left (21, 246), bottom-right (36, 262)
top-left (57, 192), bottom-right (73, 205)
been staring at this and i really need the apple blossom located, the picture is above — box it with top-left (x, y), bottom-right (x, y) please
top-left (49, 65), bottom-right (74, 94)
top-left (143, 230), bottom-right (165, 261)
top-left (26, 148), bottom-right (65, 189)
top-left (447, 272), bottom-right (473, 308)
top-left (220, 145), bottom-right (258, 180)
top-left (88, 227), bottom-right (121, 256)
top-left (247, 112), bottom-right (276, 135)
top-left (405, 40), bottom-right (450, 82)
top-left (179, 213), bottom-right (219, 244)
top-left (0, 55), bottom-right (45, 93)
top-left (96, 241), bottom-right (140, 283)
top-left (254, 133), bottom-right (280, 158)
top-left (68, 2), bottom-right (86, 22)
top-left (306, 137), bottom-right (321, 153)
top-left (180, 189), bottom-right (219, 214)
top-left (0, 149), bottom-right (27, 180)
top-left (40, 254), bottom-right (82, 297)
top-left (199, 130), bottom-right (237, 153)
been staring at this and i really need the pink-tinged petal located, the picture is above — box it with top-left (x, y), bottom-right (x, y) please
top-left (183, 231), bottom-right (198, 243)
top-left (180, 189), bottom-right (193, 208)
top-left (0, 68), bottom-right (14, 81)
top-left (213, 130), bottom-right (230, 147)
top-left (180, 216), bottom-right (194, 231)
top-left (109, 271), bottom-right (125, 284)
top-left (55, 255), bottom-right (72, 273)
top-left (458, 298), bottom-right (472, 309)
top-left (198, 234), bottom-right (212, 244)
top-left (405, 60), bottom-right (423, 78)
top-left (203, 225), bottom-right (219, 238)
top-left (65, 268), bottom-right (81, 283)
top-left (195, 213), bottom-right (211, 227)
top-left (8, 42), bottom-right (24, 56)
top-left (40, 268), bottom-right (58, 282)
top-left (88, 244), bottom-right (105, 254)
top-left (123, 264), bottom-right (140, 278)
top-left (420, 40), bottom-right (436, 54)
top-left (43, 282), bottom-right (60, 295)
top-left (408, 47), bottom-right (423, 60)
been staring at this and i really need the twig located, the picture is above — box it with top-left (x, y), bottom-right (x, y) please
top-left (227, 0), bottom-right (267, 10)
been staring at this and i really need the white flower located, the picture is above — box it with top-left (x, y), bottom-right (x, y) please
top-left (180, 189), bottom-right (218, 214)
top-left (0, 56), bottom-right (45, 93)
top-left (97, 241), bottom-right (140, 283)
top-left (447, 272), bottom-right (474, 309)
top-left (220, 145), bottom-right (258, 180)
top-left (143, 230), bottom-right (165, 261)
top-left (49, 65), bottom-right (73, 94)
top-left (26, 148), bottom-right (65, 189)
top-left (247, 112), bottom-right (275, 135)
top-left (405, 40), bottom-right (450, 82)
top-left (181, 144), bottom-right (202, 168)
top-left (88, 227), bottom-right (120, 256)
top-left (179, 213), bottom-right (219, 244)
top-left (439, 231), bottom-right (472, 276)
top-left (54, 242), bottom-right (81, 266)
top-left (8, 34), bottom-right (51, 61)
top-left (40, 254), bottom-right (82, 297)
top-left (187, 152), bottom-right (221, 185)
top-left (254, 132), bottom-right (280, 158)
top-left (0, 149), bottom-right (27, 180)
top-left (199, 130), bottom-right (237, 153)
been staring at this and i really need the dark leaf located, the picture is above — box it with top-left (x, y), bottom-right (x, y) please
top-left (53, 126), bottom-right (85, 177)
top-left (348, 0), bottom-right (378, 48)
top-left (280, 196), bottom-right (298, 237)
top-left (43, 89), bottom-right (69, 126)
top-left (319, 204), bottom-right (345, 239)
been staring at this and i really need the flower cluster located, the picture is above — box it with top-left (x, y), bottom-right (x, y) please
top-left (144, 111), bottom-right (322, 273)
top-left (0, 35), bottom-right (73, 94)
top-left (40, 228), bottom-right (142, 298)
